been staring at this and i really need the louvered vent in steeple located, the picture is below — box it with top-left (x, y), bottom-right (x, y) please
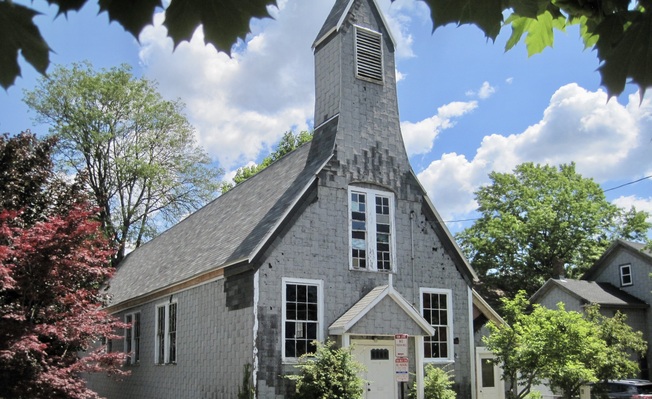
top-left (355, 26), bottom-right (383, 83)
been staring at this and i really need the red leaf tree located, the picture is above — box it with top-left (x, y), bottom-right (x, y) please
top-left (0, 132), bottom-right (127, 399)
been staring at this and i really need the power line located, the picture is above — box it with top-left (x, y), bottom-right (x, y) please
top-left (603, 175), bottom-right (652, 192)
top-left (443, 175), bottom-right (652, 223)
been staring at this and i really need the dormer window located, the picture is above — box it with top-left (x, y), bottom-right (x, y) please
top-left (354, 26), bottom-right (383, 83)
top-left (620, 264), bottom-right (632, 286)
top-left (349, 186), bottom-right (395, 272)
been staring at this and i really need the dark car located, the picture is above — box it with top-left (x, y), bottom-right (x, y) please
top-left (591, 379), bottom-right (652, 399)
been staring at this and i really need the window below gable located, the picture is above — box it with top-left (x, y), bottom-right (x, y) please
top-left (620, 264), bottom-right (633, 286)
top-left (420, 288), bottom-right (454, 363)
top-left (349, 186), bottom-right (395, 272)
top-left (282, 278), bottom-right (323, 362)
top-left (355, 25), bottom-right (384, 83)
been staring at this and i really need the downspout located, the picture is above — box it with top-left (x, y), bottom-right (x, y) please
top-left (252, 269), bottom-right (260, 398)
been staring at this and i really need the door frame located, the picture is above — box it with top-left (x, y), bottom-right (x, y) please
top-left (476, 347), bottom-right (505, 399)
top-left (350, 338), bottom-right (398, 399)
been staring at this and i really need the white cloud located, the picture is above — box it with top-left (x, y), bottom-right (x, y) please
top-left (613, 195), bottom-right (652, 223)
top-left (138, 0), bottom-right (420, 169)
top-left (417, 84), bottom-right (652, 221)
top-left (401, 101), bottom-right (477, 155)
top-left (466, 81), bottom-right (496, 99)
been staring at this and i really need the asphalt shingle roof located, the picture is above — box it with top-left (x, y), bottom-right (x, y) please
top-left (107, 117), bottom-right (339, 306)
top-left (533, 279), bottom-right (647, 308)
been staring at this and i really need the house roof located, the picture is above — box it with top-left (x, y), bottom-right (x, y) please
top-left (328, 285), bottom-right (435, 336)
top-left (106, 117), bottom-right (339, 308)
top-left (583, 239), bottom-right (652, 280)
top-left (313, 0), bottom-right (396, 49)
top-left (530, 278), bottom-right (648, 309)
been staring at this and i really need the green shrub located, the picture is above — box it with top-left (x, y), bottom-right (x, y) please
top-left (410, 364), bottom-right (456, 399)
top-left (286, 340), bottom-right (365, 399)
top-left (237, 363), bottom-right (254, 399)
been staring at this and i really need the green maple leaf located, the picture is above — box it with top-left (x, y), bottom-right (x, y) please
top-left (98, 0), bottom-right (162, 38)
top-left (505, 9), bottom-right (566, 56)
top-left (0, 2), bottom-right (50, 90)
top-left (163, 0), bottom-right (277, 53)
top-left (596, 10), bottom-right (652, 98)
top-left (422, 0), bottom-right (504, 40)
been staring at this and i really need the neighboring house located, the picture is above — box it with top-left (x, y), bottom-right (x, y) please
top-left (85, 1), bottom-right (500, 398)
top-left (531, 239), bottom-right (652, 379)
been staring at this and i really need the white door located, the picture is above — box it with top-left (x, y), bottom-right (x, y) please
top-left (477, 349), bottom-right (504, 399)
top-left (353, 340), bottom-right (398, 399)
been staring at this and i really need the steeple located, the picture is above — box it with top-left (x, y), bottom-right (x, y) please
top-left (312, 0), bottom-right (411, 188)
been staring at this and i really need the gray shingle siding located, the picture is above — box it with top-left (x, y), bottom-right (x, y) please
top-left (86, 279), bottom-right (254, 398)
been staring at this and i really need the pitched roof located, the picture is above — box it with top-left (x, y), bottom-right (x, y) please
top-left (328, 285), bottom-right (435, 335)
top-left (106, 118), bottom-right (339, 307)
top-left (583, 239), bottom-right (652, 280)
top-left (530, 279), bottom-right (648, 309)
top-left (313, 0), bottom-right (396, 48)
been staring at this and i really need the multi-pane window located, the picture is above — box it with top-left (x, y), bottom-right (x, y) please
top-left (421, 288), bottom-right (453, 361)
top-left (620, 264), bottom-right (633, 286)
top-left (124, 312), bottom-right (140, 365)
top-left (155, 302), bottom-right (177, 364)
top-left (283, 278), bottom-right (322, 361)
top-left (349, 187), bottom-right (395, 272)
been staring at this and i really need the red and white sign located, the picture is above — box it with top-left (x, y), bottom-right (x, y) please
top-left (394, 334), bottom-right (408, 358)
top-left (395, 357), bottom-right (409, 382)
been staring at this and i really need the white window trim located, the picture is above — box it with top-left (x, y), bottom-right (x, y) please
top-left (348, 186), bottom-right (396, 272)
top-left (281, 277), bottom-right (324, 363)
top-left (620, 264), bottom-right (633, 286)
top-left (154, 300), bottom-right (177, 365)
top-left (419, 287), bottom-right (454, 363)
top-left (124, 311), bottom-right (140, 365)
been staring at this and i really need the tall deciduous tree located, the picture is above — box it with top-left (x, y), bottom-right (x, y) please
top-left (484, 292), bottom-right (646, 399)
top-left (0, 132), bottom-right (126, 399)
top-left (24, 62), bottom-right (222, 264)
top-left (456, 162), bottom-right (650, 305)
top-left (2, 0), bottom-right (650, 98)
top-left (220, 130), bottom-right (313, 193)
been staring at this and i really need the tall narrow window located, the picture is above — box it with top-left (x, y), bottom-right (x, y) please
top-left (355, 26), bottom-right (383, 83)
top-left (124, 312), bottom-right (140, 365)
top-left (349, 187), bottom-right (395, 272)
top-left (421, 288), bottom-right (453, 362)
top-left (620, 264), bottom-right (633, 286)
top-left (168, 303), bottom-right (177, 363)
top-left (282, 278), bottom-right (323, 361)
top-left (155, 301), bottom-right (177, 364)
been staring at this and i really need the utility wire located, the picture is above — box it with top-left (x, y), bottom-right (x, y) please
top-left (444, 174), bottom-right (652, 223)
top-left (603, 175), bottom-right (652, 192)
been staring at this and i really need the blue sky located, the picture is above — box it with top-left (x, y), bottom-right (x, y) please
top-left (2, 0), bottom-right (651, 235)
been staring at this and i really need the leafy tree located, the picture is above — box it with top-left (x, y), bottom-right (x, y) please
top-left (24, 62), bottom-right (222, 264)
top-left (484, 292), bottom-right (646, 399)
top-left (221, 130), bottom-right (313, 193)
top-left (0, 132), bottom-right (126, 399)
top-left (286, 340), bottom-right (364, 399)
top-left (2, 0), bottom-right (650, 98)
top-left (456, 162), bottom-right (650, 305)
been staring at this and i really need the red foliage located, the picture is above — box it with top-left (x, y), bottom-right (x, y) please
top-left (0, 204), bottom-right (127, 399)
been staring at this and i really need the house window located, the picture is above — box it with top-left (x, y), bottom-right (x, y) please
top-left (282, 278), bottom-right (323, 361)
top-left (155, 301), bottom-right (177, 364)
top-left (124, 312), bottom-right (141, 365)
top-left (354, 25), bottom-right (383, 83)
top-left (620, 264), bottom-right (632, 286)
top-left (349, 187), bottom-right (395, 272)
top-left (420, 288), bottom-right (453, 362)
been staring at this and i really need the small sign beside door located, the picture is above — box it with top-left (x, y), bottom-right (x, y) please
top-left (394, 334), bottom-right (408, 358)
top-left (395, 357), bottom-right (409, 382)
